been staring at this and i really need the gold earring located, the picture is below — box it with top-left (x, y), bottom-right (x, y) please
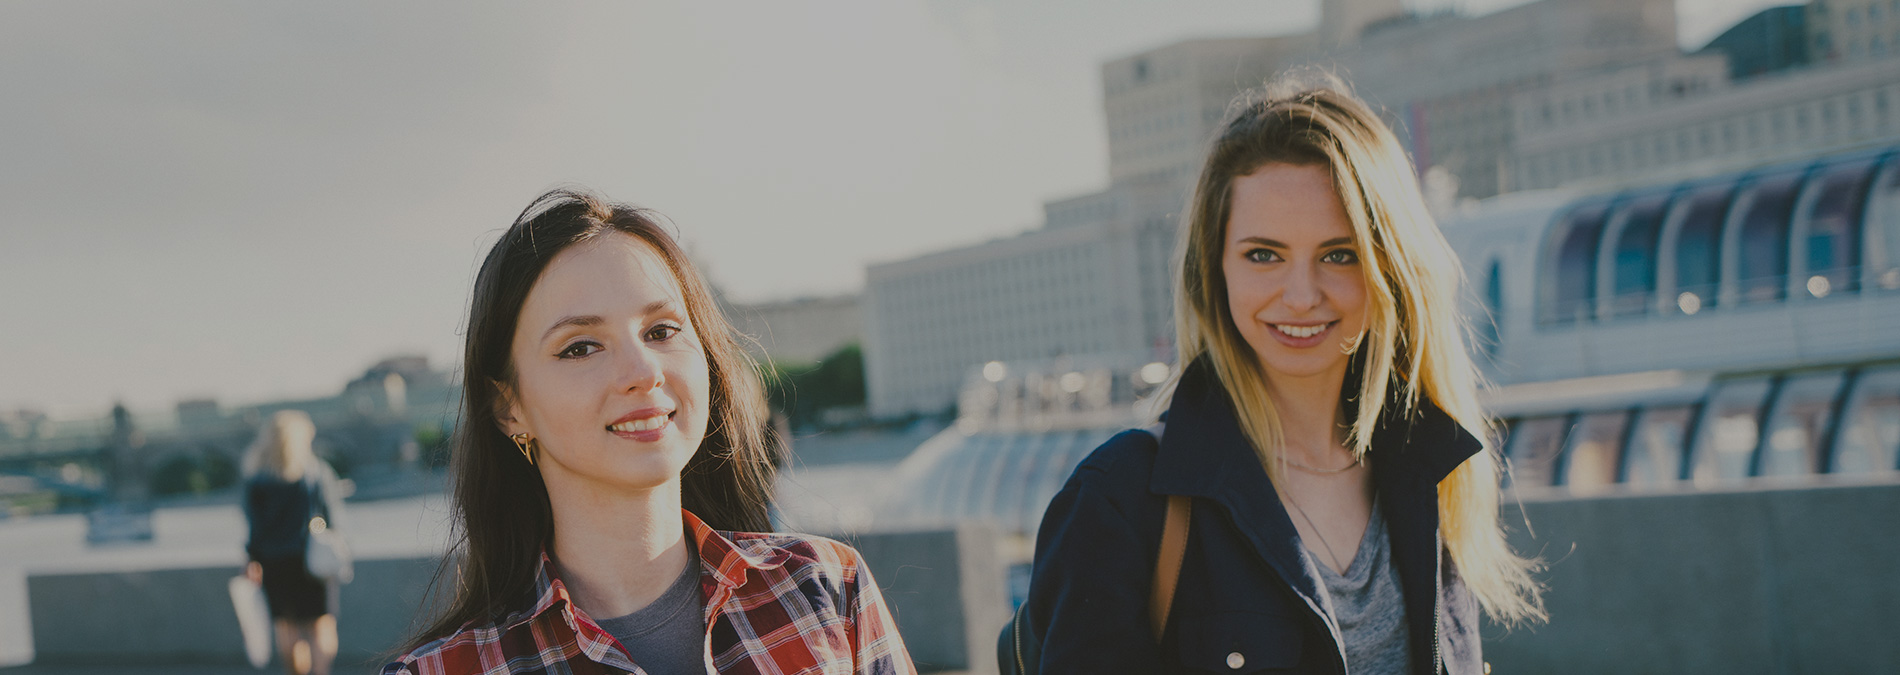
top-left (509, 432), bottom-right (536, 466)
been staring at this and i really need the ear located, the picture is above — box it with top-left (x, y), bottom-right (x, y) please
top-left (492, 379), bottom-right (529, 438)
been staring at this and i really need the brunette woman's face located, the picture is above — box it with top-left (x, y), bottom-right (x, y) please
top-left (1222, 163), bottom-right (1369, 385)
top-left (499, 232), bottom-right (711, 495)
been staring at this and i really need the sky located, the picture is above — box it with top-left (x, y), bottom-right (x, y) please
top-left (0, 0), bottom-right (1791, 418)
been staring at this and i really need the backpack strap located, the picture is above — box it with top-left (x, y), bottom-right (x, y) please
top-left (1141, 422), bottom-right (1190, 643)
top-left (1149, 495), bottom-right (1191, 642)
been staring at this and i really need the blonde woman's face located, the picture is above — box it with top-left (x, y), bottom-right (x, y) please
top-left (1222, 163), bottom-right (1369, 386)
top-left (500, 232), bottom-right (711, 497)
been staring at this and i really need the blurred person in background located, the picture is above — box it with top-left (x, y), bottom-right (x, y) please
top-left (385, 189), bottom-right (913, 675)
top-left (1024, 74), bottom-right (1545, 674)
top-left (244, 409), bottom-right (349, 675)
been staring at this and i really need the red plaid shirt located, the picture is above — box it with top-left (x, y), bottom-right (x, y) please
top-left (383, 511), bottom-right (915, 675)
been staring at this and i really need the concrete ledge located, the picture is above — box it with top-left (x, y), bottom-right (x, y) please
top-left (1485, 481), bottom-right (1900, 674)
top-left (25, 528), bottom-right (1004, 672)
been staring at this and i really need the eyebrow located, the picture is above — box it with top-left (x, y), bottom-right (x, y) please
top-left (538, 300), bottom-right (678, 342)
top-left (1237, 236), bottom-right (1355, 248)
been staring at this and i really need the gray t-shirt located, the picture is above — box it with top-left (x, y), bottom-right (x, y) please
top-left (1307, 502), bottom-right (1414, 675)
top-left (595, 556), bottom-right (708, 675)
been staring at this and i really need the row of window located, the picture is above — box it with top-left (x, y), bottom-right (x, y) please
top-left (1537, 146), bottom-right (1900, 324)
top-left (1522, 88), bottom-right (1898, 190)
top-left (1501, 365), bottom-right (1900, 493)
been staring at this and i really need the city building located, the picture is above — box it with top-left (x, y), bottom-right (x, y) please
top-left (862, 216), bottom-right (1174, 418)
top-left (1443, 142), bottom-right (1900, 490)
top-left (1809, 0), bottom-right (1900, 63)
top-left (862, 0), bottom-right (1693, 418)
top-left (1340, 0), bottom-right (1679, 200)
top-left (1701, 5), bottom-right (1810, 80)
top-left (725, 294), bottom-right (862, 365)
top-left (1101, 36), bottom-right (1312, 192)
top-left (1512, 55), bottom-right (1900, 191)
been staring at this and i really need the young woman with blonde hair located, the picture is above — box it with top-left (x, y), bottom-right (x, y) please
top-left (1024, 74), bottom-right (1543, 674)
top-left (243, 409), bottom-right (349, 675)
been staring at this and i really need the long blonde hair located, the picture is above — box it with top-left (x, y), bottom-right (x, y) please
top-left (1169, 73), bottom-right (1544, 625)
top-left (245, 410), bottom-right (317, 482)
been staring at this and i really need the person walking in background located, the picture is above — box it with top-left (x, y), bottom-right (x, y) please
top-left (244, 409), bottom-right (350, 675)
top-left (385, 189), bottom-right (914, 675)
top-left (1023, 74), bottom-right (1545, 674)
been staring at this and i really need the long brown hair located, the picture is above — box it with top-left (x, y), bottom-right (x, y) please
top-left (406, 188), bottom-right (776, 649)
top-left (1168, 72), bottom-right (1545, 624)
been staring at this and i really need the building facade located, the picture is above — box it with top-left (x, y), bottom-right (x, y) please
top-left (862, 215), bottom-right (1174, 418)
top-left (1810, 0), bottom-right (1900, 63)
top-left (1341, 0), bottom-right (1680, 200)
top-left (1513, 56), bottom-right (1900, 192)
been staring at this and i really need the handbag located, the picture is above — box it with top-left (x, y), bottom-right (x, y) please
top-left (998, 425), bottom-right (1187, 675)
top-left (303, 470), bottom-right (354, 584)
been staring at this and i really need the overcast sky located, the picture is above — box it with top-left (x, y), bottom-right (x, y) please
top-left (0, 0), bottom-right (1784, 418)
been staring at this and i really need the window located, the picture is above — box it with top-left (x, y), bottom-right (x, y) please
top-left (1691, 377), bottom-right (1775, 486)
top-left (1480, 259), bottom-right (1503, 356)
top-left (1542, 202), bottom-right (1613, 324)
top-left (1799, 158), bottom-right (1876, 296)
top-left (1504, 415), bottom-right (1573, 490)
top-left (1669, 182), bottom-right (1736, 313)
top-left (1733, 169), bottom-right (1808, 304)
top-left (1610, 192), bottom-right (1672, 316)
top-left (1832, 367), bottom-right (1900, 474)
top-left (1862, 156), bottom-right (1900, 290)
top-left (1558, 411), bottom-right (1631, 494)
top-left (1758, 372), bottom-right (1850, 478)
top-left (1623, 405), bottom-right (1697, 488)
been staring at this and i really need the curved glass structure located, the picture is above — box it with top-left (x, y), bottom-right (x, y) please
top-left (1539, 147), bottom-right (1900, 324)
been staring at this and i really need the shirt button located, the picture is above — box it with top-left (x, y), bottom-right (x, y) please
top-left (1226, 651), bottom-right (1245, 669)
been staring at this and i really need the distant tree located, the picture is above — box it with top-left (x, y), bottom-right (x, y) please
top-left (761, 343), bottom-right (867, 430)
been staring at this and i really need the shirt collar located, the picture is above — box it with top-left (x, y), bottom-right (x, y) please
top-left (498, 508), bottom-right (786, 633)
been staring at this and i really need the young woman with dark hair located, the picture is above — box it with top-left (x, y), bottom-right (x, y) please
top-left (384, 189), bottom-right (914, 675)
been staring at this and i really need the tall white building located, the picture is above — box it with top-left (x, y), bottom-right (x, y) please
top-left (863, 215), bottom-right (1175, 418)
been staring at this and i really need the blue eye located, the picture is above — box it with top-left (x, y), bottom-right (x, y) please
top-left (557, 342), bottom-right (601, 359)
top-left (1322, 249), bottom-right (1359, 264)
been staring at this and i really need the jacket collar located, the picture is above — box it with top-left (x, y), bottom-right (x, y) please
top-left (1148, 356), bottom-right (1483, 665)
top-left (1149, 355), bottom-right (1483, 498)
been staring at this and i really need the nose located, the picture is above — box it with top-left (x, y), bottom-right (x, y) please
top-left (619, 339), bottom-right (666, 393)
top-left (1280, 260), bottom-right (1323, 313)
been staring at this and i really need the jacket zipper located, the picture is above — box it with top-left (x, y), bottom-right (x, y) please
top-left (1433, 528), bottom-right (1444, 675)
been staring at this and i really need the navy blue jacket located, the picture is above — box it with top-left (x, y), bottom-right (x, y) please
top-left (1026, 358), bottom-right (1486, 674)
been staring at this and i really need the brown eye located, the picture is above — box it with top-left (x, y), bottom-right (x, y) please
top-left (557, 342), bottom-right (601, 359)
top-left (645, 323), bottom-right (682, 342)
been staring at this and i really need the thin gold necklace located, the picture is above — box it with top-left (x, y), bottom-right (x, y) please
top-left (1282, 454), bottom-right (1362, 474)
top-left (1283, 492), bottom-right (1346, 572)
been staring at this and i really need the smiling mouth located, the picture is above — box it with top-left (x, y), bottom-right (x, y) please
top-left (607, 412), bottom-right (673, 433)
top-left (1271, 321), bottom-right (1336, 339)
